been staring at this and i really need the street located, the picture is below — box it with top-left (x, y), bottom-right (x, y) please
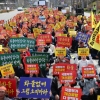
top-left (0, 9), bottom-right (23, 22)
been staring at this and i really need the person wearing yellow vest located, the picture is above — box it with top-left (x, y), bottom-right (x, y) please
top-left (93, 5), bottom-right (97, 15)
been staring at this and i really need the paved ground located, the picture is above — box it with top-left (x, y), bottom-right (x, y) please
top-left (0, 9), bottom-right (23, 22)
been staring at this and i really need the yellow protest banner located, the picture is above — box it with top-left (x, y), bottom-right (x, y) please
top-left (55, 48), bottom-right (66, 57)
top-left (88, 21), bottom-right (100, 51)
top-left (78, 48), bottom-right (89, 56)
top-left (59, 34), bottom-right (67, 37)
top-left (0, 64), bottom-right (15, 77)
top-left (97, 95), bottom-right (100, 100)
top-left (69, 31), bottom-right (77, 37)
top-left (6, 26), bottom-right (12, 31)
top-left (0, 45), bottom-right (2, 51)
top-left (68, 28), bottom-right (74, 32)
top-left (33, 28), bottom-right (41, 38)
top-left (10, 22), bottom-right (16, 26)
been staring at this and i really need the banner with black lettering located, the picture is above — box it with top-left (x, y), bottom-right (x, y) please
top-left (88, 21), bottom-right (100, 51)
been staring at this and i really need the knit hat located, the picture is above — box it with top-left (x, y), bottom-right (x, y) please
top-left (0, 86), bottom-right (7, 92)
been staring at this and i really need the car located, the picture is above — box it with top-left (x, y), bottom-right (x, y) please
top-left (17, 7), bottom-right (23, 11)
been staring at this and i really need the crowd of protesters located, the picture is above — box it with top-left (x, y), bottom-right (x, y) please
top-left (0, 6), bottom-right (100, 100)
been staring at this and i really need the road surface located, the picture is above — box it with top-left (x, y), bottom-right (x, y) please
top-left (0, 9), bottom-right (23, 22)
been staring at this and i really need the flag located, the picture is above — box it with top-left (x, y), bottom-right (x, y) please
top-left (91, 11), bottom-right (96, 28)
top-left (88, 21), bottom-right (100, 51)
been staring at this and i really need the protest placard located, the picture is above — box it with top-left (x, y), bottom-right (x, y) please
top-left (0, 45), bottom-right (2, 51)
top-left (82, 66), bottom-right (96, 78)
top-left (59, 71), bottom-right (76, 84)
top-left (75, 32), bottom-right (90, 43)
top-left (55, 48), bottom-right (66, 57)
top-left (61, 87), bottom-right (82, 100)
top-left (0, 64), bottom-right (15, 76)
top-left (8, 37), bottom-right (35, 49)
top-left (53, 63), bottom-right (66, 75)
top-left (25, 64), bottom-right (39, 74)
top-left (57, 36), bottom-right (72, 47)
top-left (26, 56), bottom-right (47, 70)
top-left (0, 52), bottom-right (21, 66)
top-left (69, 31), bottom-right (77, 37)
top-left (37, 34), bottom-right (52, 43)
top-left (31, 52), bottom-right (50, 61)
top-left (97, 95), bottom-right (100, 100)
top-left (65, 64), bottom-right (77, 71)
top-left (18, 77), bottom-right (51, 98)
top-left (0, 79), bottom-right (16, 97)
top-left (78, 48), bottom-right (89, 56)
top-left (36, 39), bottom-right (46, 46)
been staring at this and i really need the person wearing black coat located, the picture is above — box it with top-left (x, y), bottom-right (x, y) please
top-left (98, 51), bottom-right (100, 66)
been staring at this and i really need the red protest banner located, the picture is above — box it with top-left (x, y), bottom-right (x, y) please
top-left (36, 39), bottom-right (46, 46)
top-left (27, 34), bottom-right (34, 39)
top-left (37, 34), bottom-right (52, 43)
top-left (0, 79), bottom-right (16, 97)
top-left (25, 64), bottom-right (39, 74)
top-left (59, 71), bottom-right (76, 84)
top-left (53, 63), bottom-right (66, 75)
top-left (66, 64), bottom-right (77, 71)
top-left (61, 87), bottom-right (82, 100)
top-left (57, 36), bottom-right (72, 47)
top-left (82, 65), bottom-right (96, 78)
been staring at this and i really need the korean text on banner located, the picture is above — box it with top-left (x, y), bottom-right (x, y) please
top-left (55, 48), bottom-right (66, 57)
top-left (57, 36), bottom-right (72, 47)
top-left (31, 52), bottom-right (50, 61)
top-left (61, 87), bottom-right (82, 100)
top-left (75, 32), bottom-right (90, 43)
top-left (0, 64), bottom-right (15, 77)
top-left (82, 65), bottom-right (96, 78)
top-left (18, 77), bottom-right (51, 98)
top-left (78, 48), bottom-right (89, 56)
top-left (0, 52), bottom-right (21, 66)
top-left (53, 63), bottom-right (66, 75)
top-left (53, 63), bottom-right (77, 75)
top-left (0, 79), bottom-right (16, 97)
top-left (88, 21), bottom-right (100, 51)
top-left (26, 56), bottom-right (47, 70)
top-left (8, 37), bottom-right (36, 49)
top-left (25, 64), bottom-right (39, 74)
top-left (37, 34), bottom-right (52, 43)
top-left (59, 71), bottom-right (76, 84)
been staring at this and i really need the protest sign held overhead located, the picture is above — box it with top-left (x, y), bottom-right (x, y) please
top-left (0, 52), bottom-right (21, 66)
top-left (0, 64), bottom-right (15, 77)
top-left (18, 77), bottom-right (51, 98)
top-left (78, 48), bottom-right (89, 56)
top-left (0, 79), bottom-right (16, 97)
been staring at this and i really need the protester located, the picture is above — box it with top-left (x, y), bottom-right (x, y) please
top-left (0, 86), bottom-right (11, 100)
top-left (0, 5), bottom-right (100, 100)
